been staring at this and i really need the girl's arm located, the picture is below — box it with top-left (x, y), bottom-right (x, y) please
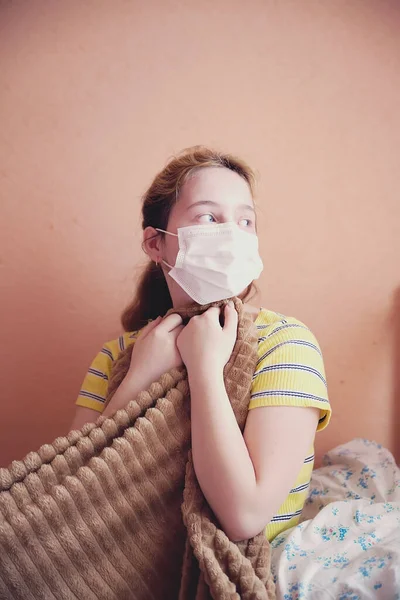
top-left (178, 303), bottom-right (319, 541)
top-left (189, 366), bottom-right (318, 541)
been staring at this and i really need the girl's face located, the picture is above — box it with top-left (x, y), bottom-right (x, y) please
top-left (164, 166), bottom-right (255, 258)
top-left (144, 166), bottom-right (257, 306)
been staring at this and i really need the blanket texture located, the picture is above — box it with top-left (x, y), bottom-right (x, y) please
top-left (0, 298), bottom-right (275, 600)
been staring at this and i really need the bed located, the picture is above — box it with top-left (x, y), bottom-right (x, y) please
top-left (270, 438), bottom-right (400, 599)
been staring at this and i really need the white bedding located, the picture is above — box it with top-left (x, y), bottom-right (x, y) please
top-left (271, 439), bottom-right (400, 599)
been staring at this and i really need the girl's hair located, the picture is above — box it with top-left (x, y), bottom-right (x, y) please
top-left (121, 145), bottom-right (258, 332)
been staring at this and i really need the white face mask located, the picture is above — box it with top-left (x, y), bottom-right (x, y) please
top-left (156, 222), bottom-right (263, 305)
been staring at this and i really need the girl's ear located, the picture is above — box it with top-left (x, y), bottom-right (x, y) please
top-left (142, 227), bottom-right (163, 263)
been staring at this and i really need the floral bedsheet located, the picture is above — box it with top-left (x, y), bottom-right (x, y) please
top-left (271, 439), bottom-right (400, 599)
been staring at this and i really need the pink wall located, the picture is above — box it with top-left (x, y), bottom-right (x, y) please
top-left (1, 0), bottom-right (399, 467)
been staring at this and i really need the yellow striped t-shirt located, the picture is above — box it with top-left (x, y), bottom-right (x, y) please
top-left (76, 308), bottom-right (331, 541)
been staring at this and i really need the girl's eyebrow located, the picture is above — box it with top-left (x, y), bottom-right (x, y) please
top-left (187, 200), bottom-right (255, 213)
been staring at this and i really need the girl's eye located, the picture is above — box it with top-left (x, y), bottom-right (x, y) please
top-left (198, 213), bottom-right (216, 223)
top-left (239, 218), bottom-right (252, 227)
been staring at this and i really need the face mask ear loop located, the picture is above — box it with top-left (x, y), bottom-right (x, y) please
top-left (154, 228), bottom-right (176, 269)
top-left (154, 227), bottom-right (178, 269)
top-left (155, 227), bottom-right (178, 237)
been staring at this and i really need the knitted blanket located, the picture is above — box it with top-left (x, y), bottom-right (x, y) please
top-left (0, 298), bottom-right (275, 600)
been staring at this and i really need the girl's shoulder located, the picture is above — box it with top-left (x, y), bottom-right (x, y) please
top-left (253, 306), bottom-right (307, 330)
top-left (101, 330), bottom-right (140, 361)
top-left (254, 307), bottom-right (319, 346)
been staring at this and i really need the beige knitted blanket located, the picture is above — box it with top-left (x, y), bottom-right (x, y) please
top-left (0, 298), bottom-right (275, 600)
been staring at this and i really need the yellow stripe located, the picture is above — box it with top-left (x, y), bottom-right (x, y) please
top-left (266, 515), bottom-right (302, 541)
top-left (76, 397), bottom-right (104, 412)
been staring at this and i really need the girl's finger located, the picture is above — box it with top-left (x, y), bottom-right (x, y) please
top-left (204, 306), bottom-right (221, 319)
top-left (139, 316), bottom-right (162, 339)
top-left (170, 324), bottom-right (185, 340)
top-left (223, 301), bottom-right (238, 334)
top-left (158, 312), bottom-right (183, 333)
top-left (204, 305), bottom-right (223, 327)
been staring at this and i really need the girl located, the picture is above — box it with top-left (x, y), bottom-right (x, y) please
top-left (71, 146), bottom-right (331, 542)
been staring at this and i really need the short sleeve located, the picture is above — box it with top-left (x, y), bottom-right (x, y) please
top-left (75, 344), bottom-right (115, 413)
top-left (250, 317), bottom-right (331, 432)
top-left (76, 331), bottom-right (139, 413)
top-left (75, 332), bottom-right (138, 413)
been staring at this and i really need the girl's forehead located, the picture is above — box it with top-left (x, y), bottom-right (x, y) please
top-left (179, 167), bottom-right (253, 207)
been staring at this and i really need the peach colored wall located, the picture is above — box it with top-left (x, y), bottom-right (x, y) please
top-left (1, 0), bottom-right (399, 468)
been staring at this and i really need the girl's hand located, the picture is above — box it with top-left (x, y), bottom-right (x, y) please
top-left (126, 313), bottom-right (184, 389)
top-left (103, 313), bottom-right (184, 416)
top-left (177, 302), bottom-right (238, 377)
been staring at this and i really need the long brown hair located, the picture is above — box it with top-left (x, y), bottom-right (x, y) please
top-left (121, 146), bottom-right (258, 332)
